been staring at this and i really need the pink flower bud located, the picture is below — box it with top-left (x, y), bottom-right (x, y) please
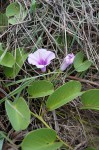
top-left (60, 53), bottom-right (75, 71)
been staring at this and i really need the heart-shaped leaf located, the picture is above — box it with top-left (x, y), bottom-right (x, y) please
top-left (81, 89), bottom-right (99, 110)
top-left (5, 97), bottom-right (31, 131)
top-left (6, 2), bottom-right (20, 17)
top-left (4, 48), bottom-right (28, 78)
top-left (0, 50), bottom-right (15, 67)
top-left (21, 128), bottom-right (62, 150)
top-left (46, 81), bottom-right (82, 111)
top-left (6, 2), bottom-right (27, 25)
top-left (74, 52), bottom-right (92, 72)
top-left (27, 80), bottom-right (54, 98)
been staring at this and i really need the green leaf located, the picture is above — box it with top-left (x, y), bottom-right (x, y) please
top-left (0, 13), bottom-right (8, 31)
top-left (55, 35), bottom-right (64, 48)
top-left (27, 80), bottom-right (54, 98)
top-left (85, 148), bottom-right (96, 150)
top-left (0, 133), bottom-right (4, 150)
top-left (30, 0), bottom-right (36, 13)
top-left (5, 97), bottom-right (31, 131)
top-left (0, 139), bottom-right (3, 150)
top-left (4, 48), bottom-right (28, 78)
top-left (21, 128), bottom-right (62, 150)
top-left (75, 60), bottom-right (91, 72)
top-left (6, 2), bottom-right (20, 17)
top-left (0, 50), bottom-right (15, 67)
top-left (74, 52), bottom-right (92, 72)
top-left (0, 43), bottom-right (3, 50)
top-left (81, 89), bottom-right (99, 110)
top-left (6, 2), bottom-right (27, 25)
top-left (46, 81), bottom-right (82, 111)
top-left (0, 79), bottom-right (34, 105)
top-left (74, 52), bottom-right (84, 66)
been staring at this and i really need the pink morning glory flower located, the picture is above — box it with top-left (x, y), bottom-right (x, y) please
top-left (60, 53), bottom-right (75, 71)
top-left (28, 49), bottom-right (55, 72)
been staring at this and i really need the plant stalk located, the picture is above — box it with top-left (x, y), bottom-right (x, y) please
top-left (31, 111), bottom-right (73, 150)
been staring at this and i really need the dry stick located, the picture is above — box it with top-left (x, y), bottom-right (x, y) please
top-left (36, 13), bottom-right (64, 54)
top-left (0, 131), bottom-right (18, 150)
top-left (74, 141), bottom-right (87, 150)
top-left (0, 26), bottom-right (12, 38)
top-left (68, 76), bottom-right (99, 87)
top-left (52, 110), bottom-right (60, 132)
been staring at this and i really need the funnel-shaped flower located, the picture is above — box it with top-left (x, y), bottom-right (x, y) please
top-left (28, 49), bottom-right (55, 72)
top-left (60, 53), bottom-right (75, 71)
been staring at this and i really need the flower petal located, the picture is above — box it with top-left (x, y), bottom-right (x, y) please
top-left (35, 64), bottom-right (45, 68)
top-left (37, 49), bottom-right (49, 60)
top-left (28, 53), bottom-right (39, 65)
top-left (46, 51), bottom-right (55, 64)
top-left (41, 66), bottom-right (46, 72)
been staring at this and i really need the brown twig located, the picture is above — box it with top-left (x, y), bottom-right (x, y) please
top-left (68, 76), bottom-right (99, 87)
